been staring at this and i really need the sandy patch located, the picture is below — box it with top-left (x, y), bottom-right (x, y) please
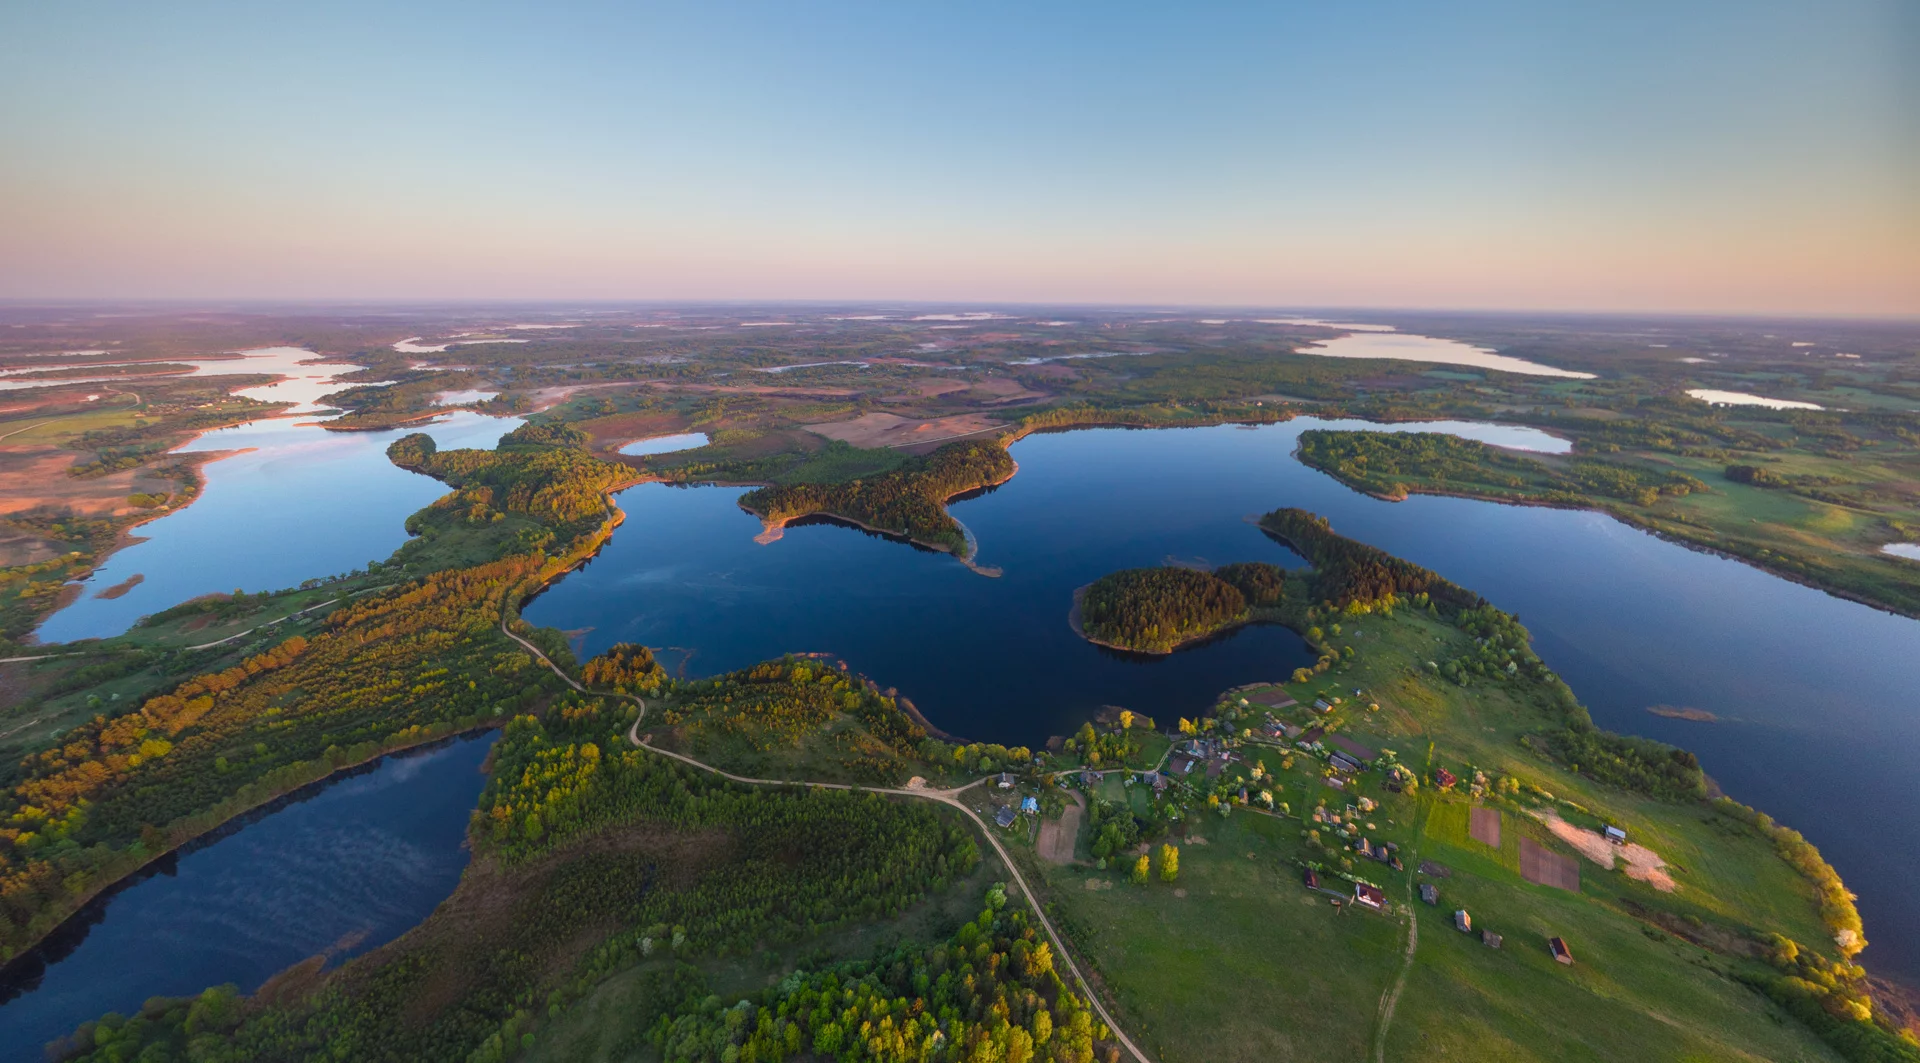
top-left (1038, 792), bottom-right (1083, 865)
top-left (803, 411), bottom-right (1006, 449)
top-left (1535, 810), bottom-right (1675, 892)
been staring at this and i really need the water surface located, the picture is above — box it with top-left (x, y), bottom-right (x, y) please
top-left (1685, 388), bottom-right (1825, 410)
top-left (529, 418), bottom-right (1920, 982)
top-left (0, 733), bottom-right (497, 1060)
top-left (1296, 332), bottom-right (1595, 379)
top-left (618, 432), bottom-right (711, 456)
top-left (36, 411), bottom-right (518, 643)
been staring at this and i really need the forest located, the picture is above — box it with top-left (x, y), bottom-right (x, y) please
top-left (1074, 567), bottom-right (1251, 654)
top-left (49, 702), bottom-right (980, 1063)
top-left (738, 439), bottom-right (1016, 556)
top-left (1259, 507), bottom-right (1486, 614)
top-left (1295, 430), bottom-right (1709, 509)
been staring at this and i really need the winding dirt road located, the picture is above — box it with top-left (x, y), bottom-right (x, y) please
top-left (500, 617), bottom-right (1156, 1063)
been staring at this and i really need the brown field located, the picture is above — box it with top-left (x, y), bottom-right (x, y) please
top-left (1469, 806), bottom-right (1502, 847)
top-left (1519, 836), bottom-right (1581, 891)
top-left (0, 444), bottom-right (179, 519)
top-left (1038, 792), bottom-right (1083, 865)
top-left (803, 411), bottom-right (1006, 449)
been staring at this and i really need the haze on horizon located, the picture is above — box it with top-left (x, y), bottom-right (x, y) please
top-left (2, 1), bottom-right (1915, 316)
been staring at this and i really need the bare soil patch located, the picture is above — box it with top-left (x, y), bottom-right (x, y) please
top-left (1039, 792), bottom-right (1084, 865)
top-left (1519, 837), bottom-right (1580, 892)
top-left (1535, 809), bottom-right (1675, 891)
top-left (1469, 806), bottom-right (1502, 848)
top-left (803, 411), bottom-right (1006, 449)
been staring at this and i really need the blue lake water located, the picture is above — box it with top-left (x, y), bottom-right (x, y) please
top-left (528, 418), bottom-right (1920, 983)
top-left (0, 732), bottom-right (498, 1060)
top-left (36, 411), bottom-right (521, 644)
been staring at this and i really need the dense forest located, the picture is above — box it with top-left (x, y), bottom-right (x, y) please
top-left (1296, 430), bottom-right (1709, 508)
top-left (49, 702), bottom-right (979, 1063)
top-left (1259, 507), bottom-right (1486, 614)
top-left (580, 642), bottom-right (668, 695)
top-left (653, 658), bottom-right (932, 785)
top-left (1076, 567), bottom-right (1249, 654)
top-left (738, 439), bottom-right (1016, 556)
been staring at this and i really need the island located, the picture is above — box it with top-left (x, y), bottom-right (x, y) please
top-left (1071, 561), bottom-right (1287, 654)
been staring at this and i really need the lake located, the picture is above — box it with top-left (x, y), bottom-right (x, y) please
top-left (35, 410), bottom-right (520, 644)
top-left (527, 418), bottom-right (1920, 984)
top-left (0, 733), bottom-right (498, 1060)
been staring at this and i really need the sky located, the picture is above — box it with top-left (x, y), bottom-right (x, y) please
top-left (1, 0), bottom-right (1915, 314)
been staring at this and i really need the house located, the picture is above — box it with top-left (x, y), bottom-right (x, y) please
top-left (1454, 909), bottom-right (1472, 933)
top-left (1549, 937), bottom-right (1574, 965)
top-left (1304, 868), bottom-right (1319, 890)
top-left (997, 772), bottom-right (1015, 789)
top-left (1354, 883), bottom-right (1386, 910)
top-left (1081, 771), bottom-right (1100, 787)
top-left (1482, 930), bottom-right (1502, 949)
top-left (1419, 883), bottom-right (1439, 906)
top-left (1605, 825), bottom-right (1628, 845)
top-left (1021, 796), bottom-right (1039, 814)
top-left (1433, 767), bottom-right (1457, 788)
top-left (994, 806), bottom-right (1017, 828)
top-left (1356, 837), bottom-right (1375, 859)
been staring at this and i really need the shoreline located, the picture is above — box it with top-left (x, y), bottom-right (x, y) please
top-left (1067, 583), bottom-right (1272, 656)
top-left (1290, 444), bottom-right (1920, 622)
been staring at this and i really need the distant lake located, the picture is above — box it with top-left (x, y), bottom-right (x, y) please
top-left (618, 432), bottom-right (711, 456)
top-left (1294, 331), bottom-right (1596, 379)
top-left (1685, 388), bottom-right (1825, 411)
top-left (0, 733), bottom-right (497, 1060)
top-left (529, 418), bottom-right (1920, 984)
top-left (36, 410), bottom-right (519, 644)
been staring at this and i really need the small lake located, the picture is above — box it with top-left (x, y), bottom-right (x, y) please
top-left (618, 432), bottom-right (711, 457)
top-left (1295, 331), bottom-right (1596, 379)
top-left (528, 418), bottom-right (1920, 984)
top-left (1882, 543), bottom-right (1920, 561)
top-left (0, 732), bottom-right (497, 1060)
top-left (1685, 388), bottom-right (1825, 411)
top-left (35, 410), bottom-right (520, 644)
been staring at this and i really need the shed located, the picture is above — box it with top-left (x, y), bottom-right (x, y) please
top-left (1313, 698), bottom-right (1333, 713)
top-left (1304, 868), bottom-right (1319, 890)
top-left (1549, 937), bottom-right (1574, 965)
top-left (1482, 930), bottom-right (1502, 949)
top-left (1354, 883), bottom-right (1386, 909)
top-left (1330, 752), bottom-right (1363, 774)
top-left (1419, 883), bottom-right (1438, 905)
top-left (1454, 909), bottom-right (1472, 933)
top-left (1604, 826), bottom-right (1627, 845)
top-left (994, 806), bottom-right (1017, 828)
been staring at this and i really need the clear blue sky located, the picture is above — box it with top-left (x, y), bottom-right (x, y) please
top-left (2, 0), bottom-right (1914, 312)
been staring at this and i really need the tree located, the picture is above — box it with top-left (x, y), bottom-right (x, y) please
top-left (1159, 843), bottom-right (1179, 882)
top-left (1130, 854), bottom-right (1150, 885)
top-left (1118, 709), bottom-right (1134, 731)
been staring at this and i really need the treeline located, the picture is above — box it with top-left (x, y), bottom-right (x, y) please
top-left (1295, 430), bottom-right (1709, 509)
top-left (656, 658), bottom-right (930, 784)
top-left (580, 642), bottom-right (667, 694)
top-left (1744, 934), bottom-right (1920, 1063)
top-left (738, 439), bottom-right (1015, 556)
top-left (1259, 507), bottom-right (1485, 614)
top-left (0, 555), bottom-right (569, 962)
top-left (55, 710), bottom-right (980, 1063)
top-left (1077, 567), bottom-right (1247, 654)
top-left (388, 426), bottom-right (634, 534)
top-left (640, 885), bottom-right (1111, 1063)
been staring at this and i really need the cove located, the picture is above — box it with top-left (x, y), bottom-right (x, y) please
top-left (36, 411), bottom-right (521, 644)
top-left (527, 418), bottom-right (1920, 985)
top-left (0, 732), bottom-right (498, 1060)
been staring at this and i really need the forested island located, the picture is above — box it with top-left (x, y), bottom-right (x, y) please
top-left (1072, 562), bottom-right (1286, 653)
top-left (737, 438), bottom-right (1016, 558)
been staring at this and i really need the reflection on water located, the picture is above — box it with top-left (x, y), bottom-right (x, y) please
top-left (0, 733), bottom-right (497, 1058)
top-left (529, 418), bottom-right (1920, 983)
top-left (1685, 388), bottom-right (1825, 411)
top-left (1297, 332), bottom-right (1595, 379)
top-left (36, 411), bottom-right (520, 643)
top-left (618, 432), bottom-right (711, 456)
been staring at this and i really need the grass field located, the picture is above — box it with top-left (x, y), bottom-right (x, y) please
top-left (1013, 601), bottom-right (1853, 1062)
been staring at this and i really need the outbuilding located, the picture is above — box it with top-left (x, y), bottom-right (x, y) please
top-left (1454, 909), bottom-right (1472, 933)
top-left (1549, 937), bottom-right (1574, 965)
top-left (994, 806), bottom-right (1017, 828)
top-left (1604, 826), bottom-right (1628, 845)
top-left (1419, 883), bottom-right (1439, 906)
